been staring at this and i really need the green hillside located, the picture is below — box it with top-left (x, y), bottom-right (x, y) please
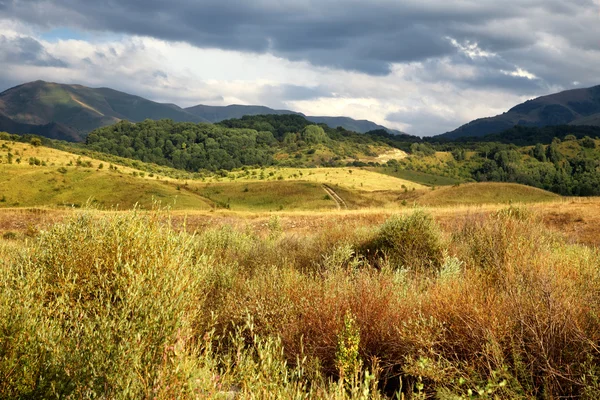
top-left (416, 182), bottom-right (559, 206)
top-left (0, 81), bottom-right (206, 141)
top-left (390, 136), bottom-right (600, 196)
top-left (0, 140), bottom-right (211, 210)
top-left (85, 116), bottom-right (410, 172)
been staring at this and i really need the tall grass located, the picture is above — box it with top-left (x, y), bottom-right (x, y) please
top-left (1, 208), bottom-right (600, 398)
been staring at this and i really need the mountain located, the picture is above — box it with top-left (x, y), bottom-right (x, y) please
top-left (0, 113), bottom-right (83, 141)
top-left (185, 104), bottom-right (298, 122)
top-left (184, 104), bottom-right (404, 134)
top-left (438, 85), bottom-right (600, 139)
top-left (0, 80), bottom-right (404, 141)
top-left (0, 81), bottom-right (206, 141)
top-left (304, 116), bottom-right (404, 135)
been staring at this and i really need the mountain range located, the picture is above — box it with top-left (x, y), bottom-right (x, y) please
top-left (438, 85), bottom-right (600, 139)
top-left (2, 80), bottom-right (600, 142)
top-left (0, 81), bottom-right (403, 141)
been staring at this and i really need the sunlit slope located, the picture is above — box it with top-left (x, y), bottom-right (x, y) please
top-left (416, 182), bottom-right (559, 206)
top-left (0, 141), bottom-right (211, 209)
top-left (186, 181), bottom-right (341, 211)
top-left (203, 167), bottom-right (426, 191)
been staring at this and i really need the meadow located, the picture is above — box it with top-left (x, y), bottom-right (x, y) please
top-left (2, 202), bottom-right (600, 399)
top-left (2, 140), bottom-right (600, 398)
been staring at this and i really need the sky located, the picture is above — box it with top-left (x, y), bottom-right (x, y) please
top-left (0, 0), bottom-right (599, 136)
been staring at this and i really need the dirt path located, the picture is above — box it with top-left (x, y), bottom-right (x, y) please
top-left (322, 185), bottom-right (347, 210)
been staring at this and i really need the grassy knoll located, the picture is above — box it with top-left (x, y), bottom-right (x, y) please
top-left (416, 182), bottom-right (559, 206)
top-left (2, 205), bottom-right (600, 398)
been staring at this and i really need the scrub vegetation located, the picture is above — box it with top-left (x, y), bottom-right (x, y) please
top-left (2, 206), bottom-right (600, 398)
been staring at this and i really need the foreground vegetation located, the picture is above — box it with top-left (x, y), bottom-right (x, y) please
top-left (1, 206), bottom-right (600, 398)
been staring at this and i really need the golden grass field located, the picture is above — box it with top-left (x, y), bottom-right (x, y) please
top-left (3, 142), bottom-right (600, 399)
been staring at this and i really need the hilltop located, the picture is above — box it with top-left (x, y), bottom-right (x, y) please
top-left (439, 85), bottom-right (600, 139)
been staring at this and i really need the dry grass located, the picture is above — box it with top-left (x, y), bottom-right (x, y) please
top-left (202, 167), bottom-right (426, 192)
top-left (2, 204), bottom-right (600, 398)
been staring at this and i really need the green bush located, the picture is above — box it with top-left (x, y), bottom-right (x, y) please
top-left (366, 210), bottom-right (444, 272)
top-left (1, 231), bottom-right (16, 240)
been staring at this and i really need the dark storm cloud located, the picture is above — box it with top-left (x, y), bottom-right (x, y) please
top-left (6, 0), bottom-right (595, 77)
top-left (0, 35), bottom-right (68, 67)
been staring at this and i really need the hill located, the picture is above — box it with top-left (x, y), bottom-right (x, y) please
top-left (0, 114), bottom-right (82, 141)
top-left (85, 116), bottom-right (411, 172)
top-left (0, 81), bottom-right (207, 141)
top-left (184, 104), bottom-right (404, 134)
top-left (444, 125), bottom-right (600, 146)
top-left (416, 182), bottom-right (559, 206)
top-left (438, 85), bottom-right (600, 139)
top-left (0, 81), bottom-right (405, 141)
top-left (185, 104), bottom-right (298, 122)
top-left (0, 139), bottom-right (212, 209)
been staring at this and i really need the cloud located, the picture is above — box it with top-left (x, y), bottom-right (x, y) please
top-left (2, 0), bottom-right (595, 79)
top-left (0, 0), bottom-right (599, 136)
top-left (386, 108), bottom-right (464, 137)
top-left (0, 35), bottom-right (68, 67)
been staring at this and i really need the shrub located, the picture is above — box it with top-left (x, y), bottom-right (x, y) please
top-left (363, 210), bottom-right (444, 272)
top-left (1, 231), bottom-right (16, 240)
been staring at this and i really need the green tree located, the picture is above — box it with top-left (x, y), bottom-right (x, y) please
top-left (533, 143), bottom-right (546, 162)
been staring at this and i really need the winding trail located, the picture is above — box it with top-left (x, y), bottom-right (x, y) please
top-left (322, 185), bottom-right (348, 210)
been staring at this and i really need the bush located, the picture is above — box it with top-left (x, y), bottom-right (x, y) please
top-left (1, 231), bottom-right (16, 240)
top-left (364, 210), bottom-right (444, 272)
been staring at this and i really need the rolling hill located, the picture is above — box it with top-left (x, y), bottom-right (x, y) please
top-left (1, 138), bottom-right (560, 211)
top-left (0, 81), bottom-right (405, 141)
top-left (438, 85), bottom-right (600, 139)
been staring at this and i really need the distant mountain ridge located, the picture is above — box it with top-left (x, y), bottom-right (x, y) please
top-left (0, 81), bottom-right (404, 141)
top-left (184, 104), bottom-right (404, 135)
top-left (438, 85), bottom-right (600, 139)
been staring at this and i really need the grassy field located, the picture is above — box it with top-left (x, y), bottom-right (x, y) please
top-left (372, 166), bottom-right (464, 186)
top-left (2, 202), bottom-right (600, 398)
top-left (203, 166), bottom-right (426, 191)
top-left (0, 140), bottom-right (571, 214)
top-left (189, 181), bottom-right (338, 211)
top-left (0, 140), bottom-right (211, 210)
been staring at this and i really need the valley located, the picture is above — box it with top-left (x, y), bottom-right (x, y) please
top-left (1, 83), bottom-right (600, 399)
